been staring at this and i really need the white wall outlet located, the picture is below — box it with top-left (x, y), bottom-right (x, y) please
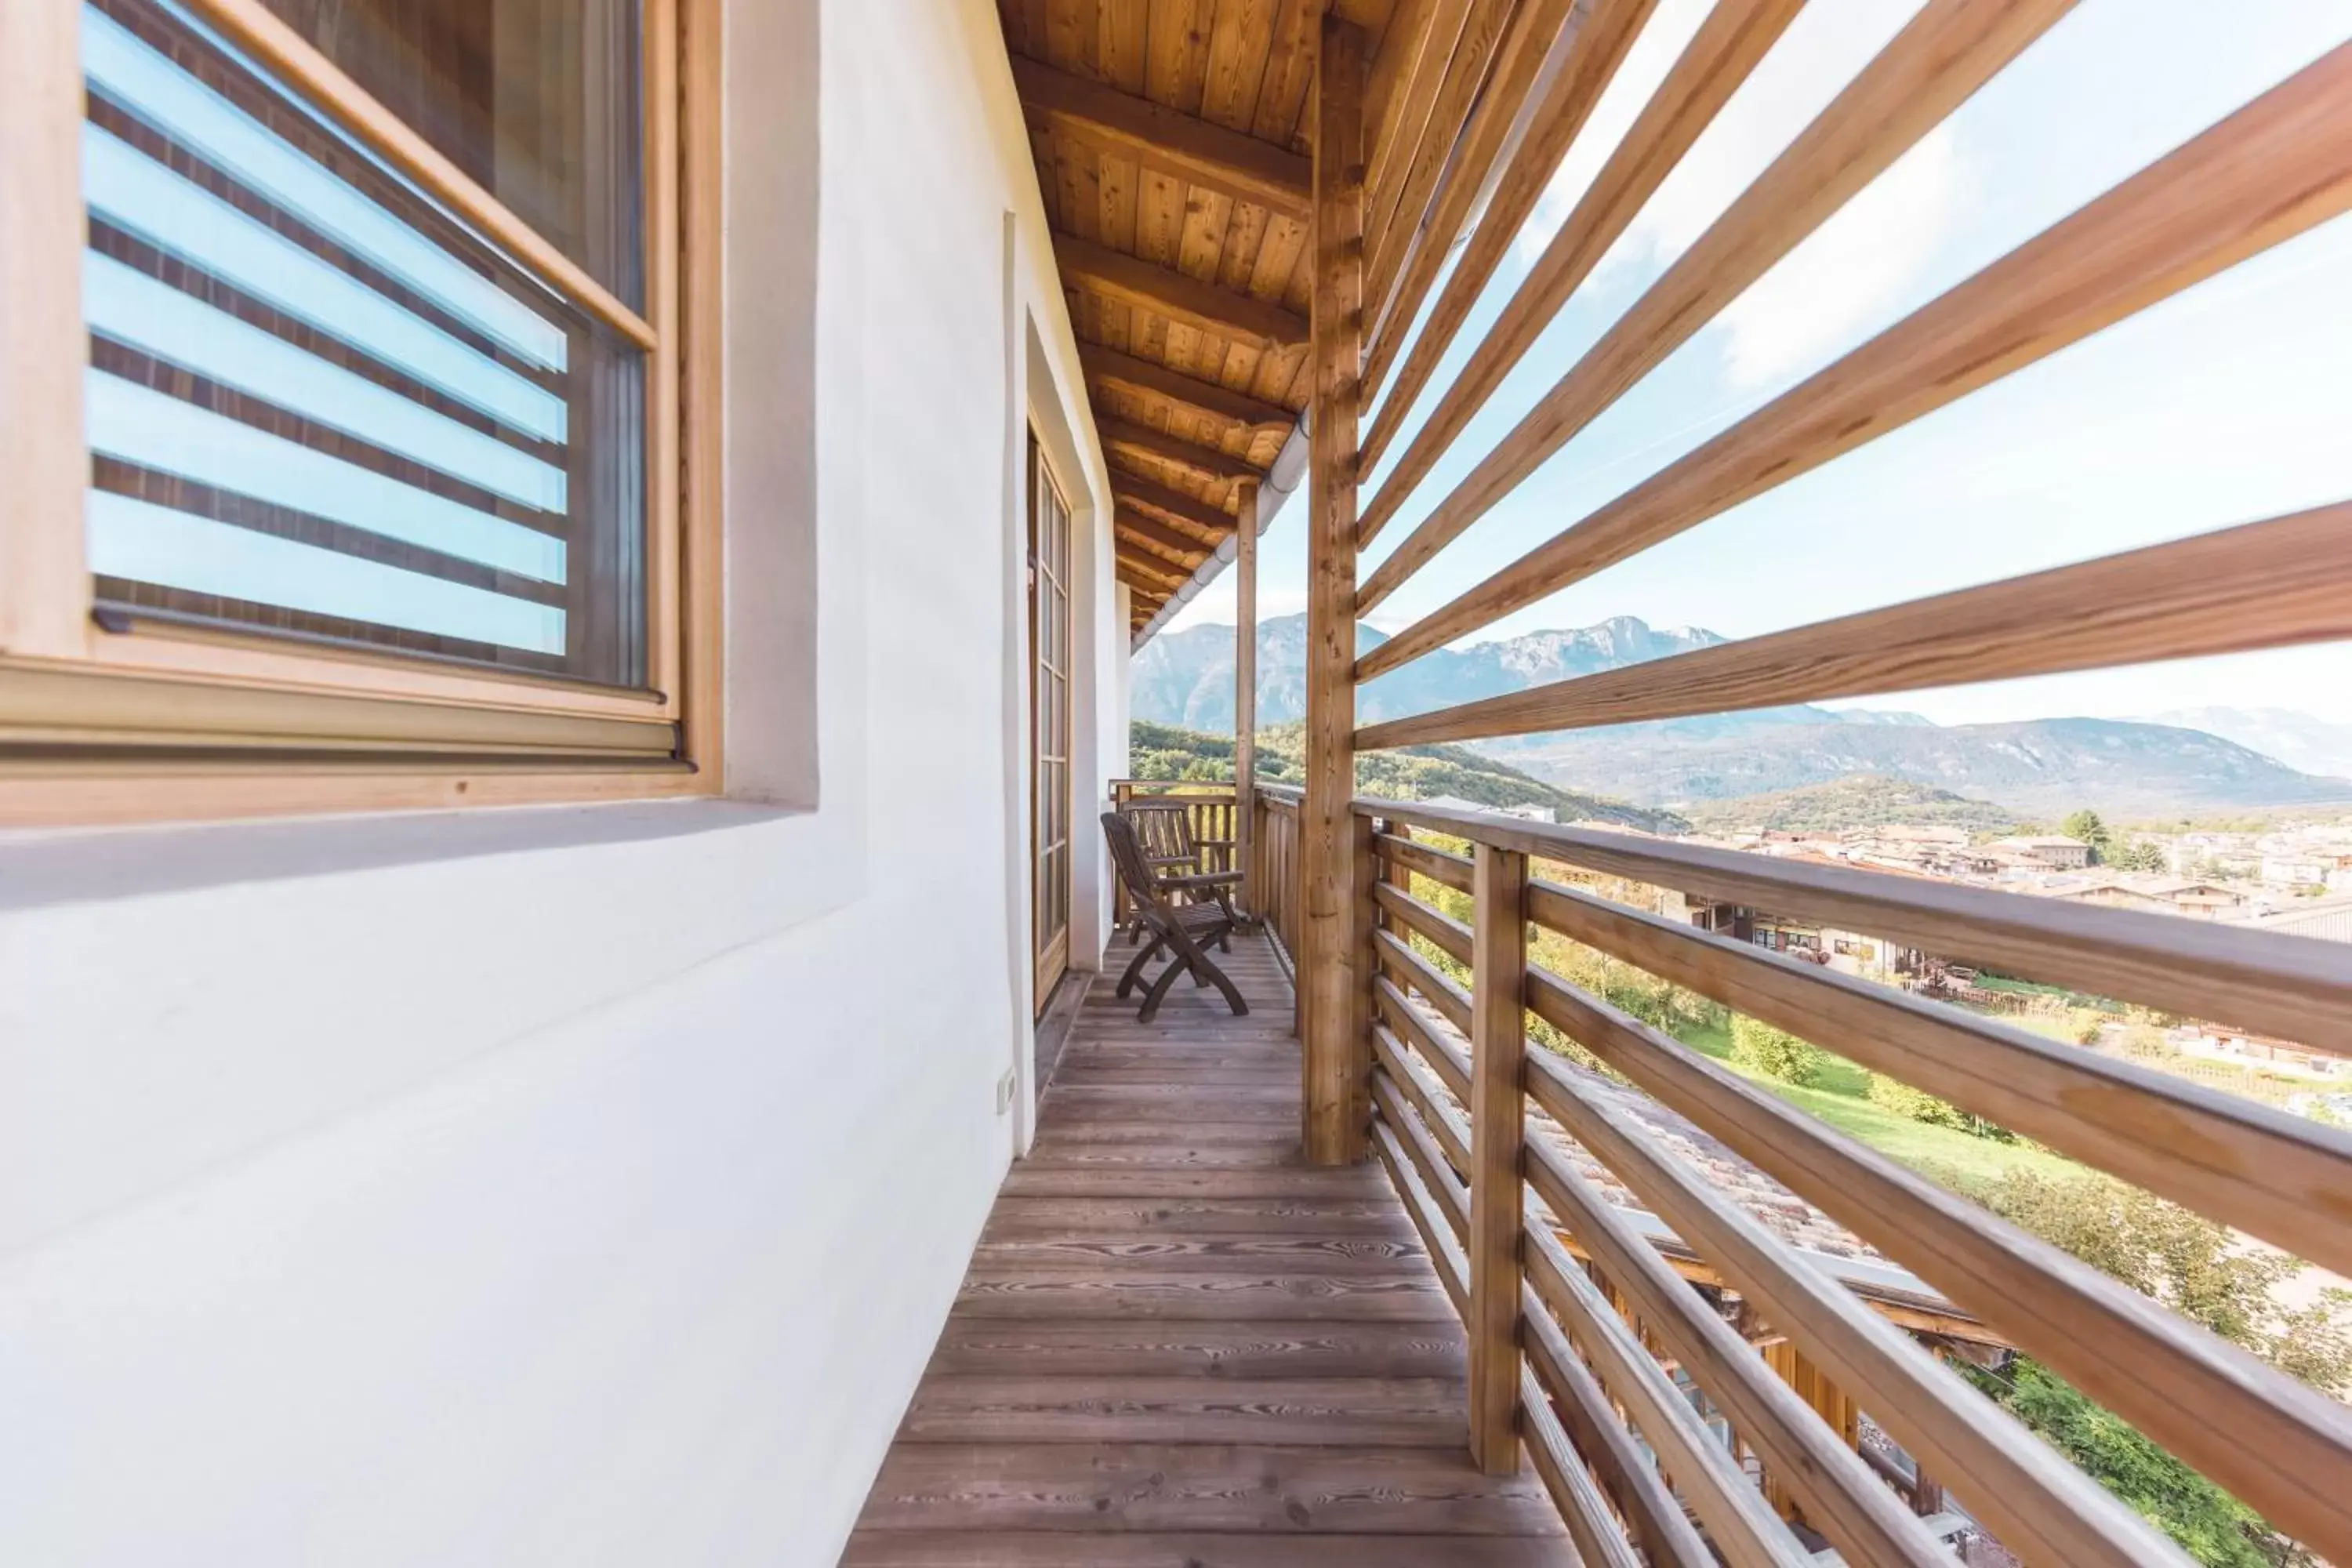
top-left (995, 1068), bottom-right (1018, 1116)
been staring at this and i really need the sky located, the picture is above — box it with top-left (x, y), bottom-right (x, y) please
top-left (1162, 0), bottom-right (2352, 726)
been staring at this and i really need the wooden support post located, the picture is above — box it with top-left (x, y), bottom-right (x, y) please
top-left (1234, 475), bottom-right (1260, 920)
top-left (1301, 13), bottom-right (1368, 1166)
top-left (1468, 841), bottom-right (1530, 1474)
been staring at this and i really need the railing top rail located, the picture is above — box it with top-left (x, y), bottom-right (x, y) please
top-left (1352, 793), bottom-right (2352, 1056)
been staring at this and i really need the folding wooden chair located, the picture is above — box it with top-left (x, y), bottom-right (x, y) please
top-left (1120, 798), bottom-right (1243, 947)
top-left (1101, 811), bottom-right (1250, 1022)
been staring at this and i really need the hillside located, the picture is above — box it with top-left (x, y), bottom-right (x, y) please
top-left (1683, 775), bottom-right (2020, 834)
top-left (2133, 706), bottom-right (2352, 780)
top-left (1130, 720), bottom-right (1688, 833)
top-left (1495, 717), bottom-right (2352, 818)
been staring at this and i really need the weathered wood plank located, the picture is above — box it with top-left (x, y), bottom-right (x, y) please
top-left (898, 1375), bottom-right (1465, 1444)
top-left (925, 1316), bottom-right (1466, 1378)
top-left (955, 1264), bottom-right (1457, 1320)
top-left (841, 1531), bottom-right (1574, 1566)
top-left (1011, 54), bottom-right (1313, 218)
top-left (858, 1443), bottom-right (1563, 1534)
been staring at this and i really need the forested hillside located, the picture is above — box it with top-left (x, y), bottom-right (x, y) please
top-left (1131, 720), bottom-right (1688, 833)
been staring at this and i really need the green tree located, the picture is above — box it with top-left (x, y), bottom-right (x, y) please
top-left (1727, 1015), bottom-right (1826, 1085)
top-left (2061, 808), bottom-right (2113, 864)
top-left (2112, 839), bottom-right (2168, 873)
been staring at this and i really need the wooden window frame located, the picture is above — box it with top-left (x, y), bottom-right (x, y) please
top-left (0, 0), bottom-right (725, 825)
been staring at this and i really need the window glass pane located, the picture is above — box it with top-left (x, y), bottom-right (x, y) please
top-left (255, 0), bottom-right (644, 310)
top-left (82, 0), bottom-right (648, 688)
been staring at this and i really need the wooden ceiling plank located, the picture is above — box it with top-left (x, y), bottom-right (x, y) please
top-left (1358, 0), bottom-right (1803, 545)
top-left (1358, 0), bottom-right (1653, 430)
top-left (1114, 472), bottom-right (1239, 535)
top-left (1078, 340), bottom-right (1294, 429)
top-left (1011, 55), bottom-right (1312, 219)
top-left (1098, 414), bottom-right (1264, 483)
top-left (1115, 548), bottom-right (1188, 589)
top-left (1054, 230), bottom-right (1310, 350)
top-left (1356, 37), bottom-right (2352, 681)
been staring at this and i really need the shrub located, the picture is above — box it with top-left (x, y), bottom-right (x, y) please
top-left (1728, 1015), bottom-right (1826, 1085)
top-left (1867, 1072), bottom-right (2016, 1141)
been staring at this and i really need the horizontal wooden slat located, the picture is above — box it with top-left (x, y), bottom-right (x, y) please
top-left (1054, 231), bottom-right (1311, 352)
top-left (1374, 927), bottom-right (1472, 1036)
top-left (1524, 876), bottom-right (2352, 1279)
top-left (1356, 0), bottom-right (2065, 585)
top-left (1374, 880), bottom-right (1472, 965)
top-left (1375, 975), bottom-right (1472, 1100)
top-left (1524, 1048), bottom-right (2186, 1566)
top-left (1364, 0), bottom-right (1578, 350)
top-left (1523, 959), bottom-right (2352, 1560)
top-left (1009, 56), bottom-right (1313, 220)
top-left (1371, 1019), bottom-right (1469, 1171)
top-left (1518, 1181), bottom-right (1818, 1568)
top-left (840, 1535), bottom-right (1574, 1567)
top-left (1115, 551), bottom-right (1186, 590)
top-left (1361, 0), bottom-right (1655, 418)
top-left (1114, 474), bottom-right (1241, 535)
top-left (1517, 1275), bottom-right (1715, 1567)
top-left (1364, 0), bottom-right (1515, 334)
top-left (1079, 341), bottom-right (1297, 430)
top-left (1357, 793), bottom-right (2352, 1062)
top-left (1370, 1105), bottom-right (1470, 1313)
top-left (1359, 499), bottom-right (2352, 746)
top-left (1356, 41), bottom-right (2352, 677)
top-left (1373, 1068), bottom-right (1469, 1244)
top-left (1356, 0), bottom-right (1802, 549)
top-left (1378, 829), bottom-right (1475, 891)
top-left (1517, 1364), bottom-right (1642, 1568)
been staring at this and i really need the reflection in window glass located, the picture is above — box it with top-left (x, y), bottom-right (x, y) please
top-left (81, 0), bottom-right (648, 687)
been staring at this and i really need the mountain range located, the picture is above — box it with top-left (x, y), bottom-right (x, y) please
top-left (1132, 614), bottom-right (2352, 818)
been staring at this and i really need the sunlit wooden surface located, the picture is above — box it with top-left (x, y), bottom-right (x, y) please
top-left (842, 932), bottom-right (1572, 1565)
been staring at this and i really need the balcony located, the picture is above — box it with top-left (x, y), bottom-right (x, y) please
top-left (845, 765), bottom-right (2351, 1563)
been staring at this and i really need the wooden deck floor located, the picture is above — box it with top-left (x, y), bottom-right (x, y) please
top-left (842, 932), bottom-right (1570, 1566)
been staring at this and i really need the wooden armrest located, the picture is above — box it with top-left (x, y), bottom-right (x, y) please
top-left (1194, 837), bottom-right (1237, 847)
top-left (1160, 870), bottom-right (1244, 891)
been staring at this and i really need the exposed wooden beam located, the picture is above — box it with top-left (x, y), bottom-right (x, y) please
top-left (1113, 505), bottom-right (1214, 562)
top-left (1098, 416), bottom-right (1264, 485)
top-left (1077, 341), bottom-right (1295, 432)
top-left (1010, 56), bottom-right (1312, 220)
top-left (1053, 231), bottom-right (1310, 352)
top-left (1367, 0), bottom-right (1513, 311)
top-left (1355, 38), bottom-right (2352, 682)
top-left (1233, 476), bottom-right (1261, 915)
top-left (1115, 551), bottom-right (1185, 592)
top-left (1113, 474), bottom-right (1238, 537)
top-left (1301, 15), bottom-right (1369, 1168)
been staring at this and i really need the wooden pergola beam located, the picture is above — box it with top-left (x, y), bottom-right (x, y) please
top-left (1054, 231), bottom-right (1310, 352)
top-left (1079, 341), bottom-right (1295, 432)
top-left (1114, 474), bottom-right (1239, 538)
top-left (1011, 56), bottom-right (1312, 220)
top-left (1115, 505), bottom-right (1214, 562)
top-left (1116, 545), bottom-right (1188, 587)
top-left (1098, 416), bottom-right (1265, 485)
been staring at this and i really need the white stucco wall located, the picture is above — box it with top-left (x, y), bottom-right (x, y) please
top-left (0, 2), bottom-right (1113, 1563)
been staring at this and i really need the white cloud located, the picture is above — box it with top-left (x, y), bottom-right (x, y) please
top-left (1713, 124), bottom-right (1967, 386)
top-left (1514, 0), bottom-right (1959, 386)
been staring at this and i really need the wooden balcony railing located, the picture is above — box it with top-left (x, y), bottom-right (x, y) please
top-left (1339, 793), bottom-right (2352, 1566)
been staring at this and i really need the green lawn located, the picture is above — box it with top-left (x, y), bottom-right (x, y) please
top-left (1672, 1018), bottom-right (2083, 1185)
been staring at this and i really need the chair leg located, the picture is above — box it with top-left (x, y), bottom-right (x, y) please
top-left (1116, 935), bottom-right (1167, 997)
top-left (1168, 929), bottom-right (1250, 1017)
top-left (1188, 949), bottom-right (1250, 1016)
top-left (1137, 953), bottom-right (1189, 1022)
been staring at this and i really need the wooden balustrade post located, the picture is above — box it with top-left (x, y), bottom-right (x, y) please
top-left (1301, 12), bottom-right (1368, 1164)
top-left (1468, 840), bottom-right (1530, 1473)
top-left (1234, 475), bottom-right (1259, 920)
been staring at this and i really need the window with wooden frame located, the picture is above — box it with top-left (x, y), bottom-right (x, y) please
top-left (0, 0), bottom-right (720, 823)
